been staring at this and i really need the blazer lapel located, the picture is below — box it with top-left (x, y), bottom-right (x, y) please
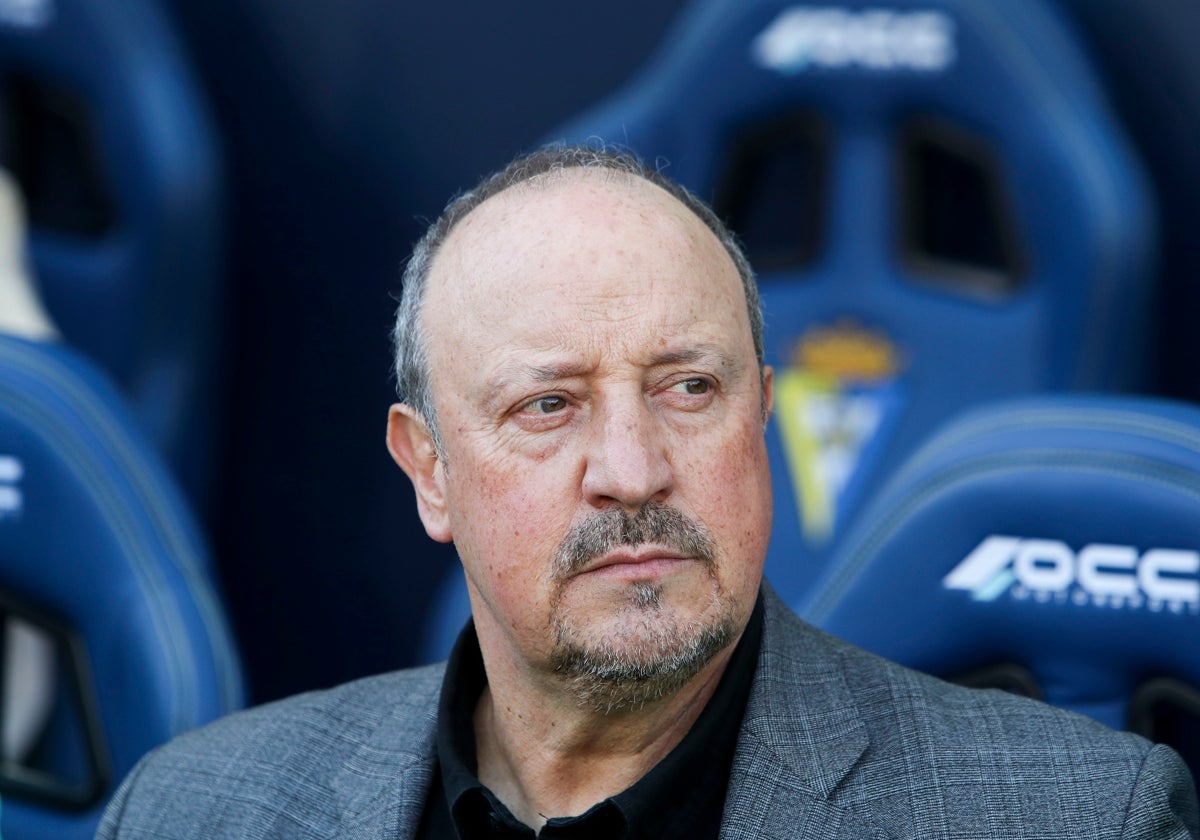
top-left (332, 667), bottom-right (443, 838)
top-left (318, 592), bottom-right (878, 838)
top-left (338, 757), bottom-right (437, 839)
top-left (720, 587), bottom-right (879, 839)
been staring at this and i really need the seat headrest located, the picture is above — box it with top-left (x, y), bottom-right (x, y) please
top-left (0, 335), bottom-right (242, 837)
top-left (0, 0), bottom-right (224, 503)
top-left (550, 0), bottom-right (1156, 600)
top-left (803, 395), bottom-right (1200, 736)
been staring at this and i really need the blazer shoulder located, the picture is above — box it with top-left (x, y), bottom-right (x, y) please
top-left (763, 589), bottom-right (1155, 762)
top-left (747, 591), bottom-right (1198, 838)
top-left (863, 667), bottom-right (1199, 839)
top-left (163, 661), bottom-right (444, 764)
top-left (97, 663), bottom-right (444, 839)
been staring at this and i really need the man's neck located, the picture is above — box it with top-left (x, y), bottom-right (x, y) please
top-left (472, 642), bottom-right (738, 830)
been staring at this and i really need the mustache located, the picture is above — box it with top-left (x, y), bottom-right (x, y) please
top-left (552, 502), bottom-right (716, 579)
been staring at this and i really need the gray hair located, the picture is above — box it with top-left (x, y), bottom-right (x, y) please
top-left (391, 143), bottom-right (763, 454)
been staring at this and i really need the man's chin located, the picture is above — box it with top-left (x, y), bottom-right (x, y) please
top-left (546, 596), bottom-right (740, 713)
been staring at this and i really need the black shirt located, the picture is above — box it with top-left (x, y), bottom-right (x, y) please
top-left (416, 596), bottom-right (764, 839)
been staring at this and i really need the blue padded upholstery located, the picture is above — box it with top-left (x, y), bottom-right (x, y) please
top-left (802, 395), bottom-right (1200, 772)
top-left (552, 0), bottom-right (1156, 603)
top-left (0, 0), bottom-right (224, 505)
top-left (417, 0), bottom-right (1157, 662)
top-left (0, 335), bottom-right (243, 840)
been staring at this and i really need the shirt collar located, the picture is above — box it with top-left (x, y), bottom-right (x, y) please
top-left (433, 593), bottom-right (765, 837)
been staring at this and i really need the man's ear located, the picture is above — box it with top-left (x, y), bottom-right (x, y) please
top-left (386, 404), bottom-right (453, 543)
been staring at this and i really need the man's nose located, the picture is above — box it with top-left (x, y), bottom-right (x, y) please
top-left (581, 396), bottom-right (674, 512)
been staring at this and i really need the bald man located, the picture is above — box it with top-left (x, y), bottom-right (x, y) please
top-left (98, 146), bottom-right (1197, 839)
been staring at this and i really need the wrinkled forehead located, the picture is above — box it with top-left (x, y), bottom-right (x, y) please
top-left (423, 168), bottom-right (737, 319)
top-left (441, 169), bottom-right (689, 261)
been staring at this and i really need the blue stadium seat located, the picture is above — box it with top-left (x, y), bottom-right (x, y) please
top-left (553, 0), bottom-right (1157, 605)
top-left (0, 0), bottom-right (225, 508)
top-left (418, 0), bottom-right (1157, 661)
top-left (0, 333), bottom-right (244, 839)
top-left (802, 395), bottom-right (1200, 774)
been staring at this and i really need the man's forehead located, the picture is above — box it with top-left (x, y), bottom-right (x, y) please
top-left (433, 167), bottom-right (704, 276)
top-left (418, 162), bottom-right (748, 361)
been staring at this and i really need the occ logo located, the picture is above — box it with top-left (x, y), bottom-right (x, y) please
top-left (752, 6), bottom-right (956, 74)
top-left (944, 535), bottom-right (1200, 613)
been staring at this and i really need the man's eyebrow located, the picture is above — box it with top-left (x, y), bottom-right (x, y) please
top-left (526, 361), bottom-right (592, 382)
top-left (648, 347), bottom-right (743, 374)
top-left (482, 347), bottom-right (743, 399)
top-left (649, 348), bottom-right (724, 367)
top-left (480, 361), bottom-right (591, 399)
top-left (475, 361), bottom-right (589, 415)
top-left (522, 349), bottom-right (740, 377)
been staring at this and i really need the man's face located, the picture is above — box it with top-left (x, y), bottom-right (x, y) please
top-left (395, 170), bottom-right (773, 703)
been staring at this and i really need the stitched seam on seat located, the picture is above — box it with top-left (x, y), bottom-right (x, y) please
top-left (0, 340), bottom-right (242, 713)
top-left (0, 383), bottom-right (197, 733)
top-left (890, 407), bottom-right (1200, 490)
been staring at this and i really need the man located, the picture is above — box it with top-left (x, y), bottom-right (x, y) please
top-left (98, 145), bottom-right (1198, 838)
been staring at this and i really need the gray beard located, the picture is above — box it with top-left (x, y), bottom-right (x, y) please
top-left (547, 504), bottom-right (739, 714)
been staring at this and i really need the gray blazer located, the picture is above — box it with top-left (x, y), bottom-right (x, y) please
top-left (97, 587), bottom-right (1198, 838)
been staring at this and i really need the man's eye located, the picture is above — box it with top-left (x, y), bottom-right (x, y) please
top-left (525, 396), bottom-right (567, 414)
top-left (672, 378), bottom-right (711, 395)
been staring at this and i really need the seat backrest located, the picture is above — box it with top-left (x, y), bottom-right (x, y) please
top-left (0, 333), bottom-right (244, 838)
top-left (548, 0), bottom-right (1157, 605)
top-left (0, 0), bottom-right (225, 507)
top-left (803, 395), bottom-right (1200, 774)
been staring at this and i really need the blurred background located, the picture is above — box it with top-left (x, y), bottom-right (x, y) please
top-left (1, 0), bottom-right (1199, 835)
top-left (167, 0), bottom-right (696, 705)
top-left (158, 0), bottom-right (1199, 703)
